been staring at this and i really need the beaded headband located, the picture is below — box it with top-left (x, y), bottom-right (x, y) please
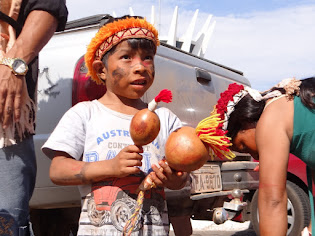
top-left (85, 17), bottom-right (160, 84)
top-left (213, 77), bottom-right (301, 131)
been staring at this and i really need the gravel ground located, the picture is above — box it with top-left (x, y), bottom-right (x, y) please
top-left (170, 220), bottom-right (257, 236)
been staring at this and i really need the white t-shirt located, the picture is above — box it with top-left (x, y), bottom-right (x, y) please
top-left (42, 100), bottom-right (182, 236)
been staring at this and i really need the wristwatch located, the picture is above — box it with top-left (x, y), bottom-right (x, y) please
top-left (0, 57), bottom-right (28, 76)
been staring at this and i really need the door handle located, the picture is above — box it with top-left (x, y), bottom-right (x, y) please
top-left (196, 69), bottom-right (212, 85)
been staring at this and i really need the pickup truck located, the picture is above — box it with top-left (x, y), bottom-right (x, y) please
top-left (30, 14), bottom-right (309, 236)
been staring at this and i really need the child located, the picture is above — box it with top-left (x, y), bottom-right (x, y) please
top-left (42, 15), bottom-right (188, 235)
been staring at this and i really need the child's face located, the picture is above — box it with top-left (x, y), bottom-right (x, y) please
top-left (103, 40), bottom-right (155, 99)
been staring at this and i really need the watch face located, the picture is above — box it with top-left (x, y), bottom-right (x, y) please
top-left (12, 59), bottom-right (28, 75)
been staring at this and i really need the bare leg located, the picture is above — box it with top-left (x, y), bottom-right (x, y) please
top-left (169, 215), bottom-right (192, 236)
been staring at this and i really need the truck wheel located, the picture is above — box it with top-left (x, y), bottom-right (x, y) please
top-left (250, 180), bottom-right (310, 236)
top-left (87, 197), bottom-right (107, 226)
top-left (111, 198), bottom-right (142, 231)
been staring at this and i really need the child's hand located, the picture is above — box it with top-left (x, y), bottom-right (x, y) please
top-left (110, 145), bottom-right (143, 178)
top-left (150, 160), bottom-right (189, 190)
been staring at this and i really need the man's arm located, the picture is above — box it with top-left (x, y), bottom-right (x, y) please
top-left (0, 10), bottom-right (58, 128)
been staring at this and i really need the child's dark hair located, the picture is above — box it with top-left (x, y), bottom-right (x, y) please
top-left (227, 77), bottom-right (315, 139)
top-left (101, 15), bottom-right (157, 69)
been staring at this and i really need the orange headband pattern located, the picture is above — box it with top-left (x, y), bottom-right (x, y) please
top-left (85, 17), bottom-right (160, 84)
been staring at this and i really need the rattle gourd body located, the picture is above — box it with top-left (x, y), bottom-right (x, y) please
top-left (130, 108), bottom-right (160, 146)
top-left (165, 126), bottom-right (209, 172)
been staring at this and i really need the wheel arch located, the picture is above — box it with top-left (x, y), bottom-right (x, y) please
top-left (286, 172), bottom-right (308, 195)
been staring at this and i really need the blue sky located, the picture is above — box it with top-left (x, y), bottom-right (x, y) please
top-left (66, 0), bottom-right (315, 91)
top-left (181, 0), bottom-right (315, 15)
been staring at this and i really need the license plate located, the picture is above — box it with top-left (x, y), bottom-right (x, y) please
top-left (191, 164), bottom-right (222, 194)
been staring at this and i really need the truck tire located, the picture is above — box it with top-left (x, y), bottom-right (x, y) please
top-left (87, 197), bottom-right (107, 226)
top-left (110, 198), bottom-right (142, 231)
top-left (250, 180), bottom-right (311, 236)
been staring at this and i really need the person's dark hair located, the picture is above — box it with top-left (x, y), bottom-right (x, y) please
top-left (102, 38), bottom-right (156, 68)
top-left (227, 95), bottom-right (265, 140)
top-left (101, 15), bottom-right (157, 69)
top-left (227, 76), bottom-right (315, 140)
top-left (299, 77), bottom-right (315, 109)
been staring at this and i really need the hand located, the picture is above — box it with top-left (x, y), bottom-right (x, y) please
top-left (110, 145), bottom-right (143, 178)
top-left (0, 65), bottom-right (24, 128)
top-left (150, 160), bottom-right (189, 190)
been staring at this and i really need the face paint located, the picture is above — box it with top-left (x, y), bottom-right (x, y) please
top-left (112, 67), bottom-right (126, 85)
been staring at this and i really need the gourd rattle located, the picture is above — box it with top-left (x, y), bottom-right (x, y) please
top-left (123, 89), bottom-right (172, 235)
top-left (123, 90), bottom-right (235, 235)
top-left (165, 114), bottom-right (236, 172)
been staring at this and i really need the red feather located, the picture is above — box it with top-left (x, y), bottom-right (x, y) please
top-left (154, 89), bottom-right (172, 103)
